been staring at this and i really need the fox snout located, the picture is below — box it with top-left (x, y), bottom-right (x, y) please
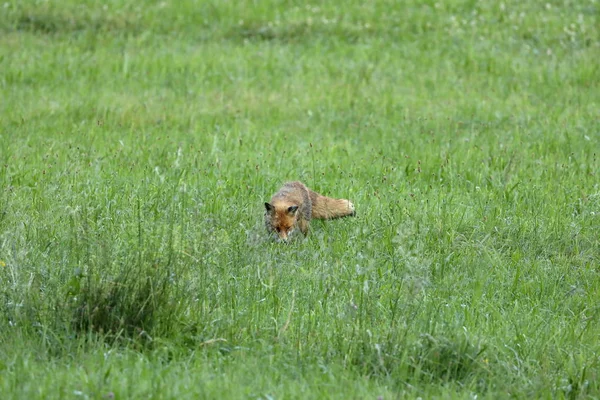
top-left (273, 225), bottom-right (295, 242)
top-left (276, 232), bottom-right (290, 243)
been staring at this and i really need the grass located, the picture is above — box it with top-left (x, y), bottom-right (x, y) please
top-left (0, 0), bottom-right (599, 398)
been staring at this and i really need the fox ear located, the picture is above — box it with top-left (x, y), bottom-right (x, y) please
top-left (287, 205), bottom-right (299, 214)
top-left (265, 202), bottom-right (274, 212)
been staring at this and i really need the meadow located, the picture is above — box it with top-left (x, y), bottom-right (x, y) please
top-left (0, 0), bottom-right (599, 398)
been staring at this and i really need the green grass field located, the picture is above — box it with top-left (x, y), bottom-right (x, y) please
top-left (1, 0), bottom-right (599, 398)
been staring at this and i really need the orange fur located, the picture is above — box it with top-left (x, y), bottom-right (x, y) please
top-left (265, 181), bottom-right (355, 241)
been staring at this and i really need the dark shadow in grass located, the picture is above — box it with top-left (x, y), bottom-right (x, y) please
top-left (14, 11), bottom-right (139, 35)
top-left (229, 21), bottom-right (377, 44)
top-left (17, 14), bottom-right (79, 34)
top-left (409, 333), bottom-right (487, 384)
top-left (71, 261), bottom-right (174, 346)
top-left (350, 332), bottom-right (488, 389)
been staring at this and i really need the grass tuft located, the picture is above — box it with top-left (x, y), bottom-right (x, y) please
top-left (410, 333), bottom-right (486, 384)
top-left (71, 260), bottom-right (174, 344)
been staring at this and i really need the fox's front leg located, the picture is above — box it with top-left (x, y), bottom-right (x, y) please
top-left (299, 219), bottom-right (310, 236)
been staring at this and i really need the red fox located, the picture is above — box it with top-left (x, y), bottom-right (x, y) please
top-left (265, 181), bottom-right (355, 242)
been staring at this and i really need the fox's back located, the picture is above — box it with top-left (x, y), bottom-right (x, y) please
top-left (270, 181), bottom-right (310, 207)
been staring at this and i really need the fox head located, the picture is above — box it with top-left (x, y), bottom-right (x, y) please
top-left (264, 202), bottom-right (299, 242)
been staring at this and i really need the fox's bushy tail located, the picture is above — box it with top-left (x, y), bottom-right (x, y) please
top-left (309, 190), bottom-right (356, 220)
